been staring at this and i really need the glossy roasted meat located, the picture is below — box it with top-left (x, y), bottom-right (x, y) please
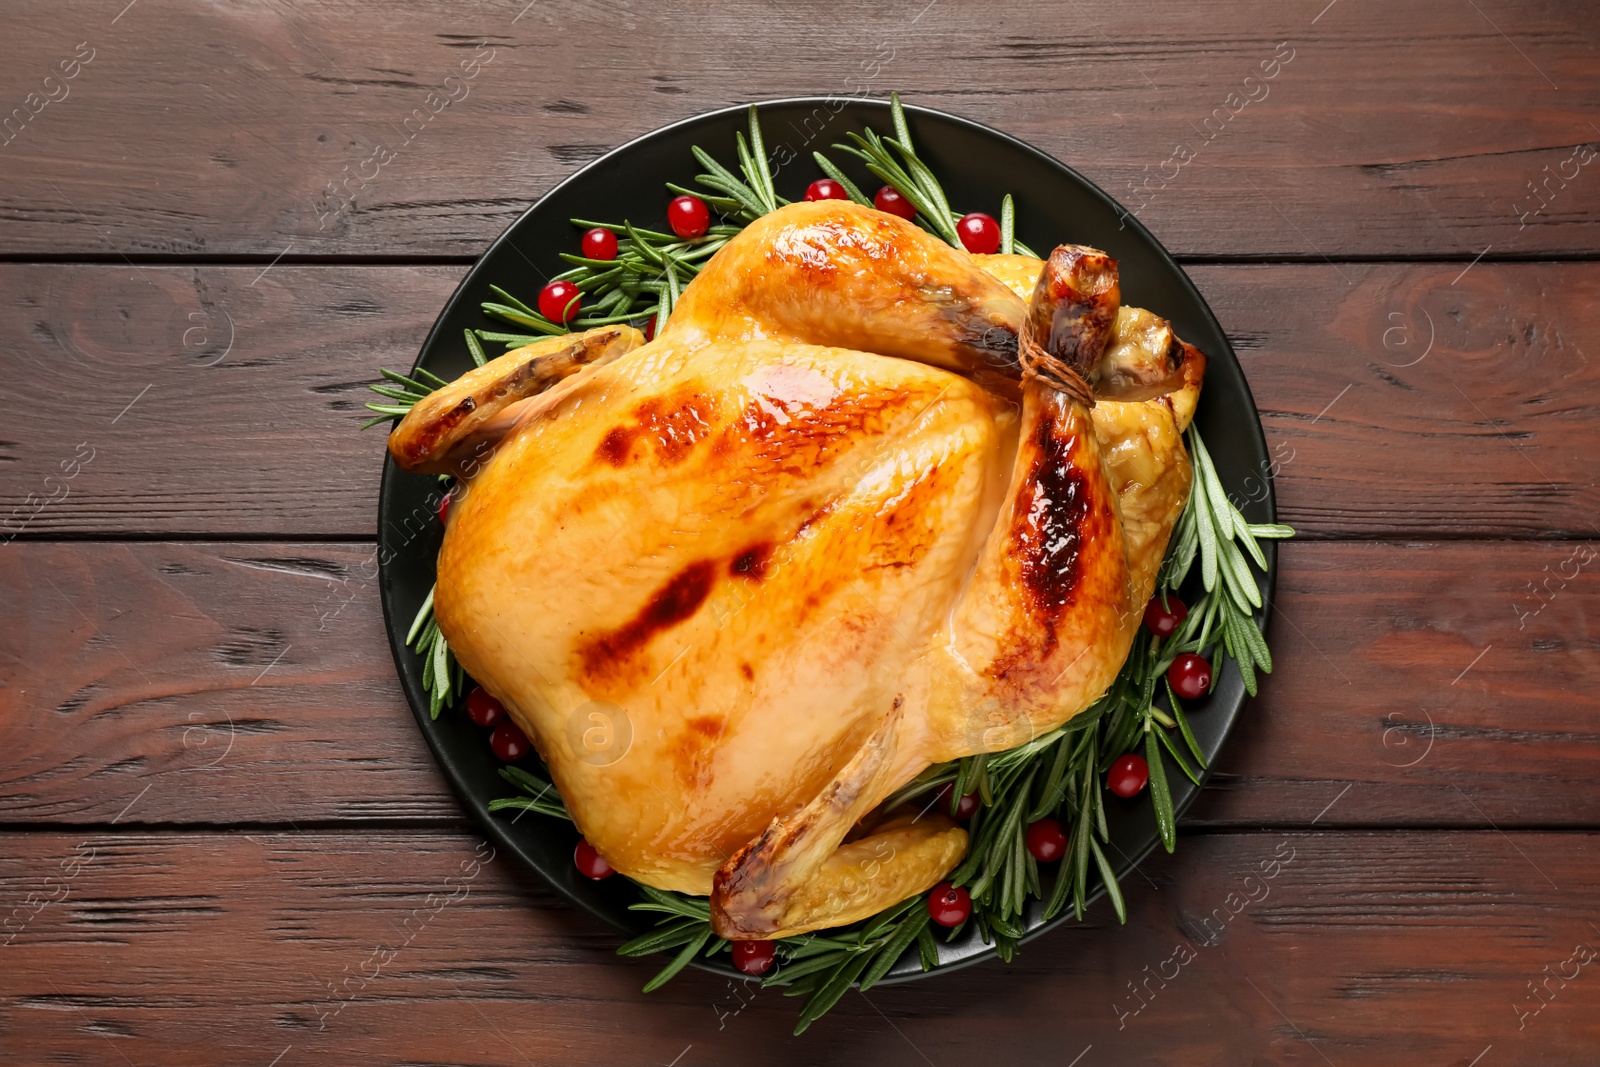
top-left (389, 201), bottom-right (1202, 940)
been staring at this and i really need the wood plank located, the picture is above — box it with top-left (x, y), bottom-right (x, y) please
top-left (1, 0), bottom-right (1597, 258)
top-left (0, 541), bottom-right (459, 824)
top-left (1186, 538), bottom-right (1600, 829)
top-left (0, 828), bottom-right (1594, 1063)
top-left (3, 260), bottom-right (1596, 539)
top-left (0, 264), bottom-right (460, 538)
top-left (1207, 260), bottom-right (1600, 540)
top-left (3, 540), bottom-right (1596, 828)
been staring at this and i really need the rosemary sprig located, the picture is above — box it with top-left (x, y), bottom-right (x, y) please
top-left (668, 104), bottom-right (788, 221)
top-left (1158, 425), bottom-right (1295, 698)
top-left (487, 765), bottom-right (570, 820)
top-left (818, 92), bottom-right (1039, 258)
top-left (360, 97), bottom-right (1294, 1034)
top-left (476, 223), bottom-right (739, 350)
top-left (361, 362), bottom-right (452, 430)
top-left (477, 104), bottom-right (780, 353)
top-left (405, 585), bottom-right (464, 720)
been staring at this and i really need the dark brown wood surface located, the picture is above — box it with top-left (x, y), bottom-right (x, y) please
top-left (3, 829), bottom-right (1598, 1065)
top-left (3, 539), bottom-right (1595, 829)
top-left (4, 261), bottom-right (1598, 539)
top-left (4, 0), bottom-right (1599, 1062)
top-left (1, 0), bottom-right (1598, 258)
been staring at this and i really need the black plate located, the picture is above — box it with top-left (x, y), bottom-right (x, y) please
top-left (377, 98), bottom-right (1277, 983)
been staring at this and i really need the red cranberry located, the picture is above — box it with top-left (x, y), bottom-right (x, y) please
top-left (874, 185), bottom-right (917, 220)
top-left (1144, 596), bottom-right (1188, 638)
top-left (927, 882), bottom-right (972, 927)
top-left (489, 721), bottom-right (531, 762)
top-left (731, 939), bottom-right (776, 976)
top-left (1108, 753), bottom-right (1150, 798)
top-left (574, 838), bottom-right (614, 880)
top-left (804, 178), bottom-right (849, 202)
top-left (667, 195), bottom-right (710, 238)
top-left (956, 212), bottom-right (1001, 254)
top-left (438, 491), bottom-right (452, 526)
top-left (1168, 653), bottom-right (1213, 700)
top-left (581, 227), bottom-right (618, 261)
top-left (642, 315), bottom-right (657, 342)
top-left (934, 783), bottom-right (979, 820)
top-left (538, 280), bottom-right (581, 324)
top-left (1025, 818), bottom-right (1068, 862)
top-left (464, 687), bottom-right (505, 728)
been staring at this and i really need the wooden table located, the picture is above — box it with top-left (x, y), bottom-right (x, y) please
top-left (3, 1), bottom-right (1597, 1063)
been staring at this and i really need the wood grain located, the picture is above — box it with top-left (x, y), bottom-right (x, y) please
top-left (3, 539), bottom-right (1596, 828)
top-left (2, 261), bottom-right (1597, 539)
top-left (1, 828), bottom-right (1595, 1064)
top-left (0, 541), bottom-right (454, 824)
top-left (0, 1), bottom-right (1597, 258)
top-left (5, 2), bottom-right (1596, 1057)
top-left (0, 263), bottom-right (460, 538)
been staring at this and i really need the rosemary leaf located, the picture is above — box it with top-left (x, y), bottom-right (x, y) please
top-left (378, 367), bottom-right (432, 392)
top-left (1250, 522), bottom-right (1296, 539)
top-left (405, 586), bottom-right (434, 646)
top-left (795, 950), bottom-right (875, 1035)
top-left (916, 924), bottom-right (940, 970)
top-left (1156, 724), bottom-right (1202, 786)
top-left (482, 303), bottom-right (565, 334)
top-left (745, 104), bottom-right (780, 213)
top-left (464, 328), bottom-right (488, 367)
top-left (733, 132), bottom-right (763, 212)
top-left (770, 947), bottom-right (859, 986)
top-left (1087, 835), bottom-right (1127, 923)
top-left (488, 284), bottom-right (539, 318)
top-left (1193, 432), bottom-right (1236, 542)
top-left (1145, 726), bottom-right (1176, 852)
top-left (811, 152), bottom-right (872, 206)
top-left (652, 283), bottom-right (670, 337)
top-left (624, 219), bottom-right (668, 268)
top-left (632, 885), bottom-right (710, 919)
top-left (896, 145), bottom-right (959, 242)
top-left (641, 926), bottom-right (714, 993)
top-left (487, 795), bottom-right (569, 818)
top-left (1027, 730), bottom-right (1076, 821)
top-left (1233, 509), bottom-right (1268, 569)
top-left (859, 908), bottom-right (929, 991)
top-left (1227, 615), bottom-right (1261, 697)
top-left (618, 917), bottom-right (705, 958)
top-left (1191, 459), bottom-right (1220, 592)
top-left (857, 894), bottom-right (919, 945)
top-left (1167, 682), bottom-right (1207, 768)
top-left (570, 218), bottom-right (676, 242)
top-left (1071, 773), bottom-right (1093, 920)
top-left (1236, 608), bottom-right (1274, 673)
top-left (476, 330), bottom-right (541, 346)
top-left (1219, 538), bottom-right (1262, 610)
top-left (663, 256), bottom-right (681, 317)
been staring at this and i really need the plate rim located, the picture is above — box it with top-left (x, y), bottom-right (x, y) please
top-left (377, 95), bottom-right (1278, 984)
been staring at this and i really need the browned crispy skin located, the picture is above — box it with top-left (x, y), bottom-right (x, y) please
top-left (705, 229), bottom-right (1136, 937)
top-left (1027, 244), bottom-right (1121, 379)
top-left (387, 325), bottom-right (641, 475)
top-left (387, 202), bottom-right (1203, 941)
top-left (667, 201), bottom-right (1025, 384)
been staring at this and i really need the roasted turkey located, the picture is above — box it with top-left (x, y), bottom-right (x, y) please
top-left (388, 200), bottom-right (1204, 940)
